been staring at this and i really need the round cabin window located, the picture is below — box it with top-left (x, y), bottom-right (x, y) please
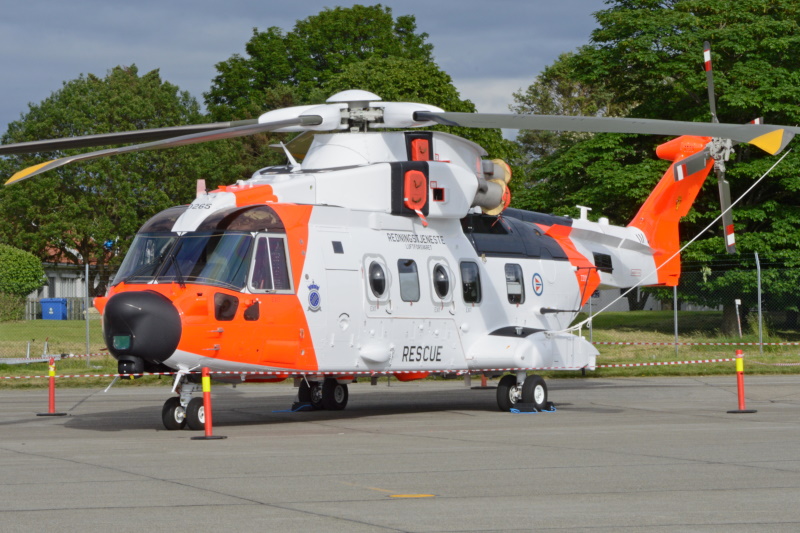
top-left (368, 261), bottom-right (387, 297)
top-left (433, 264), bottom-right (449, 299)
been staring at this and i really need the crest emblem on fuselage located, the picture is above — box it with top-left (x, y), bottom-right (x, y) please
top-left (307, 282), bottom-right (321, 311)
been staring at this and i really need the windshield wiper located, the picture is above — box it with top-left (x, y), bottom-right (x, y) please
top-left (167, 254), bottom-right (187, 289)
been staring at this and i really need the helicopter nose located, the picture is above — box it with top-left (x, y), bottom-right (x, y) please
top-left (103, 291), bottom-right (182, 365)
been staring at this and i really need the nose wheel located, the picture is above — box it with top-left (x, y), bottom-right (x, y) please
top-left (162, 396), bottom-right (187, 430)
top-left (162, 374), bottom-right (204, 430)
top-left (186, 397), bottom-right (205, 430)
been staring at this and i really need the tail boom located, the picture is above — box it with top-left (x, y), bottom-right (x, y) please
top-left (628, 136), bottom-right (715, 286)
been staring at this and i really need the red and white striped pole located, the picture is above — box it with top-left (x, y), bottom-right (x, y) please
top-left (727, 350), bottom-right (757, 414)
top-left (191, 367), bottom-right (226, 440)
top-left (37, 357), bottom-right (66, 417)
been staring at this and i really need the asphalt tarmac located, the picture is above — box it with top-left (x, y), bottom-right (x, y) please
top-left (1, 375), bottom-right (799, 532)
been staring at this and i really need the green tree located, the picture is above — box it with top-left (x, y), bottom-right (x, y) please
top-left (205, 4), bottom-right (433, 121)
top-left (512, 0), bottom-right (800, 333)
top-left (511, 52), bottom-right (627, 162)
top-left (0, 66), bottom-right (240, 295)
top-left (205, 4), bottom-right (515, 175)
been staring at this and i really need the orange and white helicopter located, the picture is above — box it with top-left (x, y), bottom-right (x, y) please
top-left (2, 71), bottom-right (796, 430)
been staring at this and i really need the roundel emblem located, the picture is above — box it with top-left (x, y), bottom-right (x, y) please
top-left (308, 283), bottom-right (321, 311)
top-left (532, 273), bottom-right (544, 296)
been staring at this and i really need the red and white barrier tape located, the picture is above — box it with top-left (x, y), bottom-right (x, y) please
top-left (592, 341), bottom-right (800, 346)
top-left (596, 358), bottom-right (736, 368)
top-left (7, 354), bottom-right (800, 381)
top-left (0, 357), bottom-right (786, 380)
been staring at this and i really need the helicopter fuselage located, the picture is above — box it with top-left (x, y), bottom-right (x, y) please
top-left (95, 130), bottom-right (677, 382)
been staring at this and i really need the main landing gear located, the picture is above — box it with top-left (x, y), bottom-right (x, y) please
top-left (496, 373), bottom-right (548, 412)
top-left (298, 377), bottom-right (349, 410)
top-left (162, 374), bottom-right (205, 431)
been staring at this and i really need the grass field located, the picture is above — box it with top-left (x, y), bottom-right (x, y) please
top-left (2, 312), bottom-right (799, 388)
top-left (573, 311), bottom-right (800, 378)
top-left (0, 319), bottom-right (105, 358)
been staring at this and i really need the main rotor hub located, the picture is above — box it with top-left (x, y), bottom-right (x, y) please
top-left (327, 90), bottom-right (384, 130)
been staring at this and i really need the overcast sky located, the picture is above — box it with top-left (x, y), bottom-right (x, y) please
top-left (1, 0), bottom-right (608, 136)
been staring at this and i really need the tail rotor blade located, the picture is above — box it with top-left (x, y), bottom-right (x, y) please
top-left (704, 42), bottom-right (734, 254)
top-left (704, 41), bottom-right (719, 123)
top-left (673, 147), bottom-right (711, 182)
top-left (717, 170), bottom-right (736, 254)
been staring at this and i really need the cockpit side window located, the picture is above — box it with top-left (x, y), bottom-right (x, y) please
top-left (249, 234), bottom-right (293, 293)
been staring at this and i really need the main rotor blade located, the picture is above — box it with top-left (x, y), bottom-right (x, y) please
top-left (0, 120), bottom-right (258, 156)
top-left (414, 111), bottom-right (796, 155)
top-left (6, 115), bottom-right (321, 185)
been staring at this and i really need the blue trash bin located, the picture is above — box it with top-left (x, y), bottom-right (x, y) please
top-left (41, 298), bottom-right (68, 320)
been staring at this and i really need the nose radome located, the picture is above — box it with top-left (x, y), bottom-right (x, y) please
top-left (103, 291), bottom-right (182, 364)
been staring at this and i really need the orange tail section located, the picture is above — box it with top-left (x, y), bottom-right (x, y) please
top-left (628, 136), bottom-right (714, 286)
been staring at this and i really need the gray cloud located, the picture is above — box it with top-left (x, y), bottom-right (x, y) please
top-left (0, 0), bottom-right (606, 135)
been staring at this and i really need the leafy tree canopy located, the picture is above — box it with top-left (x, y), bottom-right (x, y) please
top-left (205, 4), bottom-right (434, 120)
top-left (511, 52), bottom-right (628, 162)
top-left (0, 66), bottom-right (241, 295)
top-left (512, 0), bottom-right (800, 332)
top-left (205, 4), bottom-right (514, 171)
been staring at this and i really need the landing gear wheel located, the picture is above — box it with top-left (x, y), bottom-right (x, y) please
top-left (522, 375), bottom-right (548, 410)
top-left (162, 396), bottom-right (187, 430)
top-left (298, 380), bottom-right (324, 410)
top-left (321, 378), bottom-right (348, 411)
top-left (186, 397), bottom-right (205, 431)
top-left (496, 374), bottom-right (521, 412)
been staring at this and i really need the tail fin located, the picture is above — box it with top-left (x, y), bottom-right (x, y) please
top-left (628, 136), bottom-right (715, 286)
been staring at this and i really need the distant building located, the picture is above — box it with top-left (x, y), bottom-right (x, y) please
top-left (27, 250), bottom-right (115, 319)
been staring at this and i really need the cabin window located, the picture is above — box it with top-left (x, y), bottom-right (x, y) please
top-left (214, 293), bottom-right (239, 321)
top-left (433, 264), bottom-right (450, 299)
top-left (368, 261), bottom-right (387, 298)
top-left (249, 235), bottom-right (293, 293)
top-left (505, 264), bottom-right (525, 304)
top-left (460, 261), bottom-right (481, 304)
top-left (398, 259), bottom-right (420, 302)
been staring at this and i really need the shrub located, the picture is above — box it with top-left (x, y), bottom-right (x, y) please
top-left (0, 292), bottom-right (25, 321)
top-left (0, 244), bottom-right (46, 297)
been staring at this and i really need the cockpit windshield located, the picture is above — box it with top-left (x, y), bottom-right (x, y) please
top-left (158, 232), bottom-right (252, 290)
top-left (113, 203), bottom-right (289, 290)
top-left (114, 232), bottom-right (254, 290)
